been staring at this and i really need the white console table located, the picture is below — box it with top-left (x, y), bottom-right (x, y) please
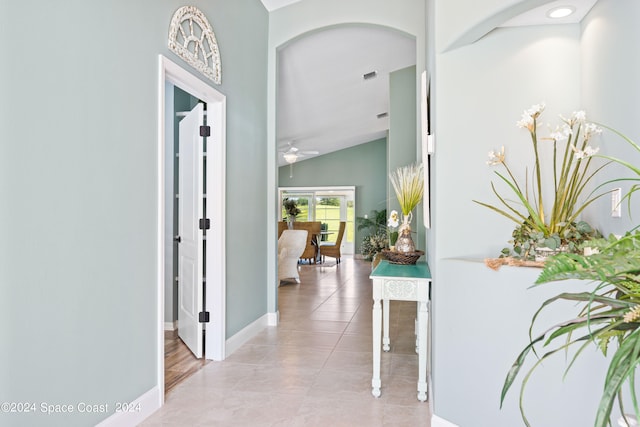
top-left (370, 260), bottom-right (431, 402)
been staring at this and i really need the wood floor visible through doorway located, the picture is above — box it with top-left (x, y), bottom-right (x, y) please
top-left (164, 330), bottom-right (208, 394)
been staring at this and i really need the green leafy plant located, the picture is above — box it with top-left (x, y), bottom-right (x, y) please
top-left (283, 198), bottom-right (301, 218)
top-left (501, 128), bottom-right (640, 426)
top-left (504, 219), bottom-right (602, 260)
top-left (389, 162), bottom-right (424, 234)
top-left (359, 230), bottom-right (389, 261)
top-left (356, 209), bottom-right (389, 260)
top-left (390, 162), bottom-right (424, 217)
top-left (501, 233), bottom-right (640, 426)
top-left (356, 209), bottom-right (387, 235)
top-left (474, 104), bottom-right (611, 257)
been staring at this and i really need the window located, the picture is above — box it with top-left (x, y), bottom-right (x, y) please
top-left (279, 186), bottom-right (355, 254)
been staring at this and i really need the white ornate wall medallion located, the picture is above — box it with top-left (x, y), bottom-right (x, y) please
top-left (168, 6), bottom-right (221, 84)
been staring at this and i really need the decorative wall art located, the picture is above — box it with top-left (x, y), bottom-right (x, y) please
top-left (168, 6), bottom-right (222, 85)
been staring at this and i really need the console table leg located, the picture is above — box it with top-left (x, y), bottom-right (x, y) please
top-left (372, 297), bottom-right (382, 397)
top-left (417, 300), bottom-right (428, 402)
top-left (382, 299), bottom-right (390, 352)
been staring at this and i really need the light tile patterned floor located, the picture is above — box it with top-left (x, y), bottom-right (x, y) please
top-left (141, 257), bottom-right (431, 426)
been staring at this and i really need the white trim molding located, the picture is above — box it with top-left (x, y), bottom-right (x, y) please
top-left (432, 414), bottom-right (460, 427)
top-left (157, 55), bottom-right (227, 407)
top-left (225, 314), bottom-right (271, 357)
top-left (267, 311), bottom-right (279, 326)
top-left (164, 321), bottom-right (176, 331)
top-left (95, 387), bottom-right (161, 427)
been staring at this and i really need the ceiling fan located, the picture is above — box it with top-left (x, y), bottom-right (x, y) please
top-left (279, 141), bottom-right (319, 178)
top-left (279, 141), bottom-right (319, 164)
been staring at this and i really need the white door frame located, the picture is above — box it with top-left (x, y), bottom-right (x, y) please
top-left (156, 55), bottom-right (227, 397)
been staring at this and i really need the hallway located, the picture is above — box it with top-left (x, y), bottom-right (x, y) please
top-left (142, 257), bottom-right (431, 426)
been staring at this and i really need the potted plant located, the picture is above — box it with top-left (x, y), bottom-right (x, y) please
top-left (387, 209), bottom-right (400, 249)
top-left (389, 162), bottom-right (424, 254)
top-left (474, 104), bottom-right (611, 261)
top-left (283, 198), bottom-right (301, 228)
top-left (500, 128), bottom-right (640, 427)
top-left (360, 231), bottom-right (389, 262)
top-left (356, 209), bottom-right (388, 261)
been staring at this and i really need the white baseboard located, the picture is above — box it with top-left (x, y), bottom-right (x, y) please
top-left (267, 311), bottom-right (279, 326)
top-left (95, 386), bottom-right (161, 427)
top-left (224, 313), bottom-right (270, 357)
top-left (164, 321), bottom-right (176, 331)
top-left (432, 414), bottom-right (459, 427)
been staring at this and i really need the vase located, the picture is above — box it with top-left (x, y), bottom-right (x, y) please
top-left (395, 213), bottom-right (415, 253)
top-left (395, 228), bottom-right (415, 253)
top-left (287, 215), bottom-right (295, 229)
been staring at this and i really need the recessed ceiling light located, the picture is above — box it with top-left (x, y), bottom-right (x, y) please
top-left (547, 6), bottom-right (575, 19)
top-left (377, 112), bottom-right (388, 119)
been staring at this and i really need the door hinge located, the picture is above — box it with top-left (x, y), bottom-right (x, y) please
top-left (199, 218), bottom-right (210, 230)
top-left (200, 125), bottom-right (211, 137)
top-left (199, 311), bottom-right (210, 323)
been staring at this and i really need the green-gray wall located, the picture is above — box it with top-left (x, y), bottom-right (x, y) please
top-left (0, 1), bottom-right (267, 425)
top-left (388, 65), bottom-right (424, 251)
top-left (388, 65), bottom-right (418, 197)
top-left (278, 138), bottom-right (387, 254)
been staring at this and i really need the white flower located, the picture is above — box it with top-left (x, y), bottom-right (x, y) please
top-left (516, 113), bottom-right (533, 129)
top-left (573, 110), bottom-right (586, 122)
top-left (572, 144), bottom-right (599, 159)
top-left (527, 103), bottom-right (545, 117)
top-left (583, 122), bottom-right (603, 139)
top-left (387, 210), bottom-right (399, 228)
top-left (486, 146), bottom-right (505, 166)
top-left (549, 125), bottom-right (572, 142)
top-left (517, 103), bottom-right (545, 130)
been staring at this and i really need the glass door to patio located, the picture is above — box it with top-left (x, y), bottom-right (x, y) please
top-left (279, 186), bottom-right (355, 255)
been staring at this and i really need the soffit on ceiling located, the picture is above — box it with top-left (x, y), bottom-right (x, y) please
top-left (500, 0), bottom-right (598, 26)
top-left (261, 0), bottom-right (302, 12)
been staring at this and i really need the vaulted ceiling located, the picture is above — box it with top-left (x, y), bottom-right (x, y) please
top-left (277, 26), bottom-right (416, 165)
top-left (265, 0), bottom-right (598, 166)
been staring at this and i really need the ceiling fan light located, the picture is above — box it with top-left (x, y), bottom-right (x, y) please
top-left (546, 6), bottom-right (575, 19)
top-left (284, 153), bottom-right (298, 164)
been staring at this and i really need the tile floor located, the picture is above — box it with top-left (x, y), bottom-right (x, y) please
top-left (141, 257), bottom-right (431, 426)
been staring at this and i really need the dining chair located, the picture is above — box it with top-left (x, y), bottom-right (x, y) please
top-left (277, 230), bottom-right (308, 283)
top-left (292, 221), bottom-right (321, 264)
top-left (319, 221), bottom-right (346, 264)
top-left (277, 221), bottom-right (288, 239)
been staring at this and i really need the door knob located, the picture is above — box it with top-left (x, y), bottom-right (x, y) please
top-left (174, 236), bottom-right (181, 243)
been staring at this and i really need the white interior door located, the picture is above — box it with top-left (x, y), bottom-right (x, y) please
top-left (178, 103), bottom-right (204, 358)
